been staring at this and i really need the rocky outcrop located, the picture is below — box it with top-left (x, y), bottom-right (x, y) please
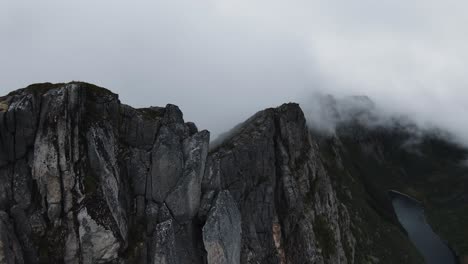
top-left (204, 103), bottom-right (355, 264)
top-left (0, 82), bottom-right (213, 264)
top-left (3, 82), bottom-right (462, 264)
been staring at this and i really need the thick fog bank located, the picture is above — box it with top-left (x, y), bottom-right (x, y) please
top-left (2, 0), bottom-right (467, 147)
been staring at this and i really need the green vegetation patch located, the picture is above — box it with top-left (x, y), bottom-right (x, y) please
top-left (83, 173), bottom-right (99, 194)
top-left (313, 214), bottom-right (336, 258)
top-left (314, 132), bottom-right (425, 264)
top-left (22, 82), bottom-right (65, 95)
top-left (427, 204), bottom-right (468, 256)
top-left (137, 107), bottom-right (166, 120)
top-left (0, 100), bottom-right (8, 112)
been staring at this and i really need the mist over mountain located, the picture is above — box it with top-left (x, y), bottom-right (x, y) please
top-left (301, 94), bottom-right (462, 147)
top-left (2, 0), bottom-right (468, 145)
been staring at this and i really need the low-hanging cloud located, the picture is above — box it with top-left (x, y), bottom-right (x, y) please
top-left (1, 0), bottom-right (468, 145)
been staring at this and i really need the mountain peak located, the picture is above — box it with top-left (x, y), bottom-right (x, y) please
top-left (0, 82), bottom-right (466, 263)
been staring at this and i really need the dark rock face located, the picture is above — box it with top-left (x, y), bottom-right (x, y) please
top-left (0, 82), bottom-right (359, 264)
top-left (1, 82), bottom-right (464, 264)
top-left (202, 191), bottom-right (241, 264)
top-left (0, 82), bottom-right (212, 264)
top-left (204, 104), bottom-right (355, 264)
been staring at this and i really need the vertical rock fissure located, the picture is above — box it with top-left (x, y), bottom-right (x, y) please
top-left (271, 110), bottom-right (289, 264)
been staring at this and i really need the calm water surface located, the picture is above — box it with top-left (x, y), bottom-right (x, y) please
top-left (390, 191), bottom-right (457, 264)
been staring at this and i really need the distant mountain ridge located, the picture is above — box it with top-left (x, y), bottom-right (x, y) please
top-left (0, 82), bottom-right (466, 264)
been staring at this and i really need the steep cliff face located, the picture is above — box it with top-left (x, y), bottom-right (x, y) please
top-left (0, 82), bottom-right (211, 264)
top-left (204, 104), bottom-right (356, 264)
top-left (0, 82), bottom-right (362, 264)
top-left (0, 82), bottom-right (465, 264)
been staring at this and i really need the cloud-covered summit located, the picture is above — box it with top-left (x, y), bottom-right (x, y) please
top-left (1, 0), bottom-right (467, 144)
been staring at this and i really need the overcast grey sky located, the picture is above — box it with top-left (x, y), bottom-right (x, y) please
top-left (1, 0), bottom-right (467, 143)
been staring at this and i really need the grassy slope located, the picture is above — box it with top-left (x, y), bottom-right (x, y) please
top-left (314, 121), bottom-right (468, 262)
top-left (316, 133), bottom-right (424, 264)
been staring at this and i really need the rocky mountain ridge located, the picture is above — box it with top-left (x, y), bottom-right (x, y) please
top-left (0, 82), bottom-right (466, 264)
